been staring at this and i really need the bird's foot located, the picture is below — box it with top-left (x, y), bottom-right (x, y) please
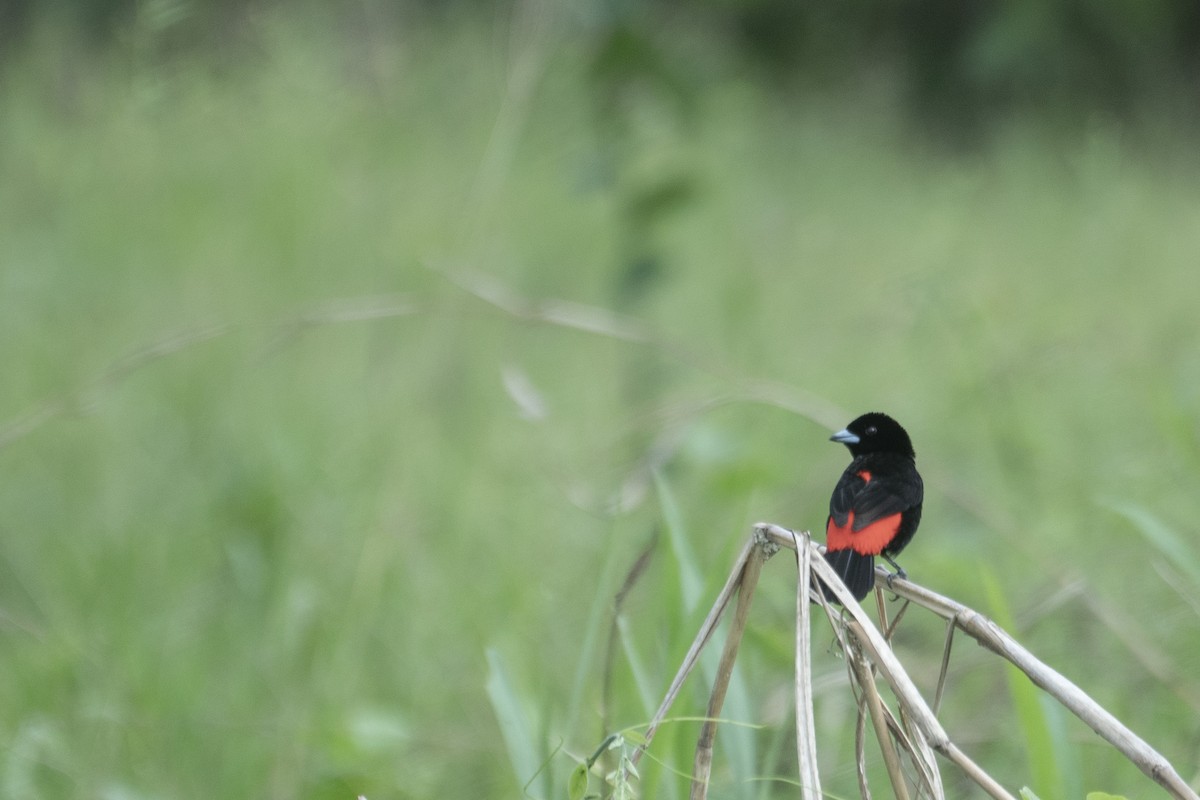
top-left (881, 553), bottom-right (906, 587)
top-left (883, 562), bottom-right (907, 600)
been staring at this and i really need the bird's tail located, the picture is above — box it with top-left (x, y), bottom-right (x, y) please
top-left (819, 549), bottom-right (875, 603)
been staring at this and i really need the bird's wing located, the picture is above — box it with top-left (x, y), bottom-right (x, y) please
top-left (830, 460), bottom-right (921, 531)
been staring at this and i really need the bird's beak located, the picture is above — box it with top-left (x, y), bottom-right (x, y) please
top-left (830, 428), bottom-right (860, 445)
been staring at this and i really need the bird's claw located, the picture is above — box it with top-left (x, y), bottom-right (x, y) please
top-left (884, 568), bottom-right (907, 600)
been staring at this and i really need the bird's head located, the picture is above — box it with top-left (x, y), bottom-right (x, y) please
top-left (830, 412), bottom-right (915, 459)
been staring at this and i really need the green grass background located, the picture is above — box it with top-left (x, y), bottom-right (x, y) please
top-left (1, 12), bottom-right (1199, 799)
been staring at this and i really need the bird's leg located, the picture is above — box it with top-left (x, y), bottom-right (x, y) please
top-left (881, 553), bottom-right (907, 588)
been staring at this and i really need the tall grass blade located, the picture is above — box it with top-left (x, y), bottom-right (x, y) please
top-left (566, 535), bottom-right (626, 730)
top-left (618, 615), bottom-right (658, 714)
top-left (1102, 500), bottom-right (1200, 588)
top-left (982, 569), bottom-right (1066, 799)
top-left (486, 648), bottom-right (543, 793)
top-left (654, 471), bottom-right (703, 613)
top-left (654, 472), bottom-right (758, 791)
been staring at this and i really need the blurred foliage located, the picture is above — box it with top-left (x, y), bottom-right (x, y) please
top-left (1, 3), bottom-right (1200, 798)
top-left (4, 0), bottom-right (1200, 133)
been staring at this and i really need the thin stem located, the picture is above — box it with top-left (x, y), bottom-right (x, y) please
top-left (690, 539), bottom-right (770, 799)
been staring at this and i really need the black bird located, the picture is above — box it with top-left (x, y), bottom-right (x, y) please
top-left (822, 412), bottom-right (923, 602)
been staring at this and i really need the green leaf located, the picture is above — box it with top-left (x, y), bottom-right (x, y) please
top-left (567, 763), bottom-right (589, 800)
top-left (485, 648), bottom-right (540, 789)
top-left (983, 571), bottom-right (1064, 798)
top-left (566, 535), bottom-right (627, 731)
top-left (654, 471), bottom-right (702, 612)
top-left (617, 615), bottom-right (657, 713)
top-left (1019, 788), bottom-right (1043, 800)
top-left (1085, 793), bottom-right (1129, 800)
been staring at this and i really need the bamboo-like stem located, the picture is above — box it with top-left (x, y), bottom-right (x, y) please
top-left (631, 522), bottom-right (1195, 800)
top-left (933, 619), bottom-right (955, 716)
top-left (756, 521), bottom-right (1197, 800)
top-left (853, 615), bottom-right (1014, 800)
top-left (898, 702), bottom-right (944, 799)
top-left (954, 607), bottom-right (1199, 800)
top-left (765, 524), bottom-right (1017, 799)
top-left (847, 639), bottom-right (912, 800)
top-left (600, 532), bottom-right (659, 764)
top-left (689, 538), bottom-right (771, 799)
top-left (630, 535), bottom-right (756, 767)
top-left (847, 620), bottom-right (944, 799)
top-left (883, 598), bottom-right (912, 641)
top-left (792, 531), bottom-right (822, 800)
top-left (853, 707), bottom-right (871, 800)
top-left (833, 576), bottom-right (1015, 800)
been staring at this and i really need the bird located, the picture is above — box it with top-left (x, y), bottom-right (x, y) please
top-left (820, 412), bottom-right (923, 603)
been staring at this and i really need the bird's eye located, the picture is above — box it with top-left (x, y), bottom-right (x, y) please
top-left (866, 426), bottom-right (878, 436)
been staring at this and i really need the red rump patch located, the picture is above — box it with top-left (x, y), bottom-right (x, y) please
top-left (856, 470), bottom-right (873, 483)
top-left (826, 510), bottom-right (902, 556)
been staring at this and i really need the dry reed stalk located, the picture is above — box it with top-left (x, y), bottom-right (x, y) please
top-left (847, 635), bottom-right (913, 800)
top-left (758, 522), bottom-right (1199, 800)
top-left (628, 521), bottom-right (1197, 800)
top-left (792, 531), bottom-right (822, 800)
top-left (630, 534), bottom-right (757, 768)
top-left (689, 535), bottom-right (772, 800)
